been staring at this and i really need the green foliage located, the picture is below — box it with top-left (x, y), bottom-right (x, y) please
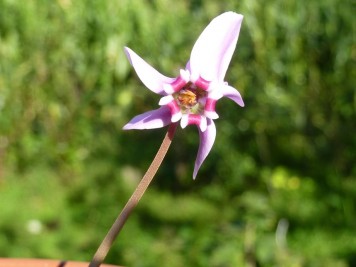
top-left (0, 0), bottom-right (354, 266)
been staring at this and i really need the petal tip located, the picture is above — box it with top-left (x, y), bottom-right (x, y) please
top-left (223, 11), bottom-right (244, 22)
top-left (159, 95), bottom-right (174, 106)
top-left (123, 47), bottom-right (133, 63)
top-left (122, 124), bottom-right (131, 130)
top-left (205, 111), bottom-right (219, 120)
top-left (237, 97), bottom-right (245, 107)
top-left (180, 114), bottom-right (188, 128)
top-left (171, 112), bottom-right (182, 123)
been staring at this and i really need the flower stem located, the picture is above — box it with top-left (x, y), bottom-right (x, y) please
top-left (89, 123), bottom-right (178, 267)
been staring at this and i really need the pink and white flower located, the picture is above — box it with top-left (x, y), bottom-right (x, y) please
top-left (123, 12), bottom-right (245, 178)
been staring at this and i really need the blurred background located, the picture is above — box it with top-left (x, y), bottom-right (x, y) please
top-left (0, 0), bottom-right (355, 266)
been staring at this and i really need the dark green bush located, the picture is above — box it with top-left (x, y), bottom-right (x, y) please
top-left (0, 0), bottom-right (354, 266)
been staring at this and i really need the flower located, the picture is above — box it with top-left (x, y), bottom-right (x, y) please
top-left (123, 12), bottom-right (244, 179)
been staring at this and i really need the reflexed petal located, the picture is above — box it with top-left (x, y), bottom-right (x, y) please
top-left (221, 85), bottom-right (245, 107)
top-left (124, 47), bottom-right (175, 95)
top-left (193, 119), bottom-right (216, 179)
top-left (123, 106), bottom-right (172, 130)
top-left (190, 12), bottom-right (243, 82)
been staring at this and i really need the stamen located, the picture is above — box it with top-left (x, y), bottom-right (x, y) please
top-left (177, 89), bottom-right (197, 107)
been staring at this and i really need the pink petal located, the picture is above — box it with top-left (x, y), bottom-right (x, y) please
top-left (166, 101), bottom-right (182, 122)
top-left (190, 12), bottom-right (243, 82)
top-left (123, 106), bottom-right (172, 130)
top-left (193, 119), bottom-right (216, 179)
top-left (180, 114), bottom-right (207, 132)
top-left (221, 85), bottom-right (245, 107)
top-left (204, 98), bottom-right (219, 119)
top-left (124, 47), bottom-right (175, 95)
top-left (185, 60), bottom-right (191, 72)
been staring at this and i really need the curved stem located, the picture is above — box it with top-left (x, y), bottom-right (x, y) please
top-left (89, 123), bottom-right (178, 267)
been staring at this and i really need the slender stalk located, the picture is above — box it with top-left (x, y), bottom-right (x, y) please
top-left (89, 123), bottom-right (178, 267)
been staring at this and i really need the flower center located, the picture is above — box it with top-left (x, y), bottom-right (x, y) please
top-left (178, 89), bottom-right (197, 106)
top-left (174, 83), bottom-right (207, 114)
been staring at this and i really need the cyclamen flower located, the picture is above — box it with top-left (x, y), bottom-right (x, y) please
top-left (123, 12), bottom-right (244, 178)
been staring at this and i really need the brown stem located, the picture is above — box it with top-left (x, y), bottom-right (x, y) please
top-left (89, 123), bottom-right (178, 267)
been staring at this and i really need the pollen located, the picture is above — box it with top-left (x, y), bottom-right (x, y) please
top-left (174, 83), bottom-right (207, 115)
top-left (178, 90), bottom-right (197, 106)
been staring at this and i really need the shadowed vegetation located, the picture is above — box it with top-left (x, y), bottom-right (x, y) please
top-left (0, 0), bottom-right (354, 266)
